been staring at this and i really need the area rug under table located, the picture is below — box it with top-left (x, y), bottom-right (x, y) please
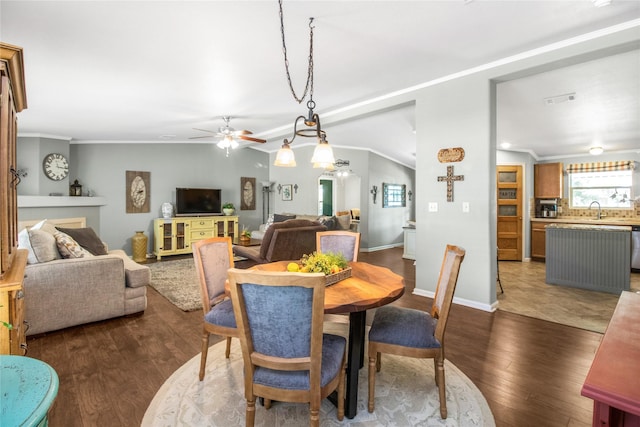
top-left (142, 339), bottom-right (495, 427)
top-left (148, 258), bottom-right (202, 311)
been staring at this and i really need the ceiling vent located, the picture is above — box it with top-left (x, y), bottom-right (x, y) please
top-left (544, 93), bottom-right (576, 105)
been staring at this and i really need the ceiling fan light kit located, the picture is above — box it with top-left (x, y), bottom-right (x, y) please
top-left (275, 0), bottom-right (335, 168)
top-left (589, 146), bottom-right (604, 155)
top-left (190, 115), bottom-right (265, 157)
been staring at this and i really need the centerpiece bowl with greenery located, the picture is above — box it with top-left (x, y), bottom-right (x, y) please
top-left (287, 251), bottom-right (351, 285)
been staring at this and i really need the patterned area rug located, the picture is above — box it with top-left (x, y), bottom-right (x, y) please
top-left (142, 338), bottom-right (495, 426)
top-left (147, 258), bottom-right (201, 312)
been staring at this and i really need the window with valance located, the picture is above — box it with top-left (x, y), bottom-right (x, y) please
top-left (567, 161), bottom-right (635, 209)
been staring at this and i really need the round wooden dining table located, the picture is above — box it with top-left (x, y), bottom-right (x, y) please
top-left (251, 260), bottom-right (405, 419)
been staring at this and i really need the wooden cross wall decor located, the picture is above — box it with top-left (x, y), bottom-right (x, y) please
top-left (437, 165), bottom-right (464, 202)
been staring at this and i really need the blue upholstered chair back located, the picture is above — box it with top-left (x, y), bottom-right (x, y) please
top-left (240, 284), bottom-right (313, 358)
top-left (193, 237), bottom-right (233, 312)
top-left (316, 231), bottom-right (361, 262)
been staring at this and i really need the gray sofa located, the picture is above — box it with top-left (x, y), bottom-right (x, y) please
top-left (18, 218), bottom-right (150, 335)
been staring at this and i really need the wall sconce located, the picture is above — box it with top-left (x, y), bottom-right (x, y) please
top-left (294, 184), bottom-right (299, 193)
top-left (277, 184), bottom-right (283, 194)
top-left (408, 190), bottom-right (413, 201)
top-left (371, 185), bottom-right (378, 204)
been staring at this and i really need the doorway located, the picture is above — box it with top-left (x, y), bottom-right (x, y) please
top-left (318, 178), bottom-right (334, 216)
top-left (497, 165), bottom-right (523, 261)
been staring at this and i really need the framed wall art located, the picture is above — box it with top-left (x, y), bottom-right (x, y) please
top-left (382, 183), bottom-right (406, 208)
top-left (126, 170), bottom-right (150, 213)
top-left (282, 184), bottom-right (293, 201)
top-left (241, 177), bottom-right (256, 210)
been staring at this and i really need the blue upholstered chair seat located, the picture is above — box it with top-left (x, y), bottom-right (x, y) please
top-left (204, 299), bottom-right (236, 328)
top-left (253, 334), bottom-right (346, 390)
top-left (369, 306), bottom-right (440, 349)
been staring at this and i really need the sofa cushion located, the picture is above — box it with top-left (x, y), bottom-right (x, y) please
top-left (18, 219), bottom-right (47, 264)
top-left (28, 229), bottom-right (62, 263)
top-left (274, 213), bottom-right (296, 223)
top-left (56, 226), bottom-right (108, 255)
top-left (54, 230), bottom-right (94, 259)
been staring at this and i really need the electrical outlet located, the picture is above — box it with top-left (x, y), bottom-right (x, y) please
top-left (462, 202), bottom-right (470, 213)
top-left (428, 202), bottom-right (438, 212)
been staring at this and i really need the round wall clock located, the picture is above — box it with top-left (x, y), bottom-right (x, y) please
top-left (42, 153), bottom-right (69, 181)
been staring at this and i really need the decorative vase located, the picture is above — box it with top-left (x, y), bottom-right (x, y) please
top-left (240, 235), bottom-right (251, 242)
top-left (223, 208), bottom-right (234, 216)
top-left (132, 231), bottom-right (148, 263)
top-left (161, 202), bottom-right (173, 219)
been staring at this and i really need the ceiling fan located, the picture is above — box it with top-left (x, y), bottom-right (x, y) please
top-left (190, 116), bottom-right (266, 156)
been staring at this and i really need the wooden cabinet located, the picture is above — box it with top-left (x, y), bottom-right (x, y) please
top-left (0, 250), bottom-right (27, 355)
top-left (531, 221), bottom-right (549, 260)
top-left (534, 162), bottom-right (563, 198)
top-left (154, 216), bottom-right (239, 260)
top-left (402, 227), bottom-right (416, 260)
top-left (1, 43), bottom-right (28, 355)
top-left (582, 291), bottom-right (640, 426)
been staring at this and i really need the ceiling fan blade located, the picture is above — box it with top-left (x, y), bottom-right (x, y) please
top-left (239, 135), bottom-right (267, 143)
top-left (235, 130), bottom-right (253, 135)
top-left (189, 135), bottom-right (215, 140)
top-left (192, 128), bottom-right (217, 134)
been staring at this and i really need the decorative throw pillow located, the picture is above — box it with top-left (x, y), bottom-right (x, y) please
top-left (54, 231), bottom-right (94, 259)
top-left (18, 219), bottom-right (47, 264)
top-left (335, 214), bottom-right (351, 230)
top-left (263, 213), bottom-right (275, 232)
top-left (27, 229), bottom-right (61, 263)
top-left (55, 227), bottom-right (107, 255)
top-left (318, 216), bottom-right (336, 230)
top-left (273, 213), bottom-right (296, 223)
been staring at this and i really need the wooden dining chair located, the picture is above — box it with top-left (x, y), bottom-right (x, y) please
top-left (192, 237), bottom-right (238, 381)
top-left (367, 244), bottom-right (465, 419)
top-left (227, 268), bottom-right (347, 427)
top-left (316, 230), bottom-right (361, 262)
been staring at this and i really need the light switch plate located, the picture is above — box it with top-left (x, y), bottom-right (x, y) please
top-left (428, 202), bottom-right (438, 212)
top-left (462, 202), bottom-right (470, 213)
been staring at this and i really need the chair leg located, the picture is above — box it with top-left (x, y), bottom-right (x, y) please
top-left (225, 336), bottom-right (232, 358)
top-left (368, 354), bottom-right (376, 413)
top-left (337, 357), bottom-right (345, 421)
top-left (433, 359), bottom-right (438, 386)
top-left (199, 331), bottom-right (210, 381)
top-left (264, 399), bottom-right (272, 410)
top-left (435, 358), bottom-right (447, 419)
top-left (246, 397), bottom-right (256, 427)
top-left (310, 405), bottom-right (320, 427)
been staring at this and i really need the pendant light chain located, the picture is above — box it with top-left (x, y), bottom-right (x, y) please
top-left (279, 0), bottom-right (314, 105)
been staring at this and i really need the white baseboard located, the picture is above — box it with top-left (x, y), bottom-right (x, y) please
top-left (412, 288), bottom-right (496, 312)
top-left (360, 243), bottom-right (403, 252)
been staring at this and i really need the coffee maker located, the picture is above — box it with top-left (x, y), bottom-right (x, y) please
top-left (536, 199), bottom-right (558, 218)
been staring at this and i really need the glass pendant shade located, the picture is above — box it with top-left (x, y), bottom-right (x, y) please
top-left (311, 140), bottom-right (335, 168)
top-left (274, 144), bottom-right (297, 167)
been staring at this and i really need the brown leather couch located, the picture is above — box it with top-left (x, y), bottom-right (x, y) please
top-left (233, 219), bottom-right (326, 264)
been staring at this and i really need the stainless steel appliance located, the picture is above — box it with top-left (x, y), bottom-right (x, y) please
top-left (632, 225), bottom-right (640, 272)
top-left (536, 199), bottom-right (558, 218)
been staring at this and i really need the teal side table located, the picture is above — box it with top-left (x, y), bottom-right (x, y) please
top-left (0, 355), bottom-right (59, 427)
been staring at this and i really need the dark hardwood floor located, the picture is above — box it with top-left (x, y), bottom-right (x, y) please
top-left (26, 247), bottom-right (601, 427)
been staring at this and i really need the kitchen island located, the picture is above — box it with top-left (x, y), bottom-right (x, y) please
top-left (546, 223), bottom-right (631, 294)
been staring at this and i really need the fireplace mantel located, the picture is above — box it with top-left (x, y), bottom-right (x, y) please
top-left (18, 195), bottom-right (107, 208)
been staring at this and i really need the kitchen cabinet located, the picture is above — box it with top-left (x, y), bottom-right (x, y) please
top-left (531, 221), bottom-right (549, 260)
top-left (534, 162), bottom-right (563, 198)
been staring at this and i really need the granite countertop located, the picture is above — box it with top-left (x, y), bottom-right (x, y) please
top-left (546, 223), bottom-right (632, 232)
top-left (531, 217), bottom-right (640, 226)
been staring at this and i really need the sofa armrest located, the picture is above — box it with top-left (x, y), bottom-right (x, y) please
top-left (108, 249), bottom-right (150, 288)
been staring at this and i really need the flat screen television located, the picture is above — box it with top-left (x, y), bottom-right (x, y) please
top-left (175, 188), bottom-right (222, 216)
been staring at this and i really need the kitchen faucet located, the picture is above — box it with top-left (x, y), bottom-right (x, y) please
top-left (589, 201), bottom-right (602, 220)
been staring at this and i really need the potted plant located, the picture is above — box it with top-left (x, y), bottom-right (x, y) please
top-left (240, 228), bottom-right (252, 242)
top-left (222, 202), bottom-right (235, 216)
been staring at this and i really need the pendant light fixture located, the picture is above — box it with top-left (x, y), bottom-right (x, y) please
top-left (274, 0), bottom-right (335, 168)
